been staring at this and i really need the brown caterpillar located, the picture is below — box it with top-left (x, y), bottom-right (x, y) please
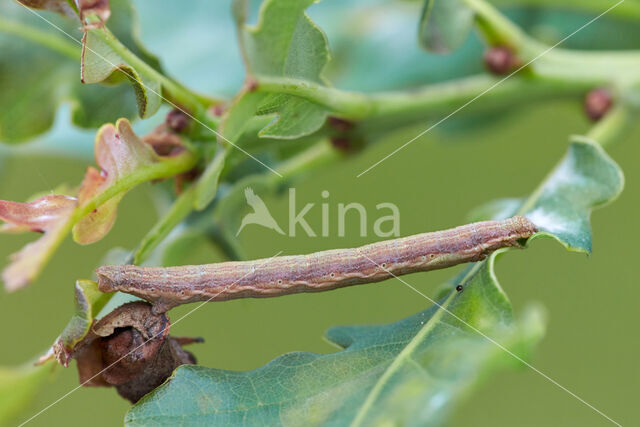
top-left (96, 216), bottom-right (537, 313)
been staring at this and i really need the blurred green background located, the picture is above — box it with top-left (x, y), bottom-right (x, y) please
top-left (1, 0), bottom-right (638, 426)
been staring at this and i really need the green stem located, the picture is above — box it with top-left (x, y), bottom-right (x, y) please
top-left (584, 104), bottom-right (632, 148)
top-left (256, 77), bottom-right (373, 119)
top-left (70, 151), bottom-right (197, 222)
top-left (32, 150), bottom-right (197, 286)
top-left (194, 143), bottom-right (229, 210)
top-left (466, 0), bottom-right (640, 86)
top-left (0, 17), bottom-right (78, 59)
top-left (132, 139), bottom-right (336, 266)
top-left (369, 75), bottom-right (589, 117)
top-left (89, 22), bottom-right (206, 116)
top-left (274, 140), bottom-right (339, 181)
top-left (492, 0), bottom-right (640, 20)
top-left (132, 184), bottom-right (198, 265)
top-left (256, 75), bottom-right (591, 123)
top-left (465, 0), bottom-right (527, 47)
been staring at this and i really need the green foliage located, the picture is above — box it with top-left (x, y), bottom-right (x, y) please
top-left (524, 137), bottom-right (624, 251)
top-left (125, 119), bottom-right (625, 426)
top-left (235, 0), bottom-right (332, 139)
top-left (126, 266), bottom-right (544, 426)
top-left (419, 0), bottom-right (475, 53)
top-left (81, 23), bottom-right (161, 119)
top-left (1, 0), bottom-right (638, 424)
top-left (0, 119), bottom-right (196, 290)
top-left (0, 0), bottom-right (159, 143)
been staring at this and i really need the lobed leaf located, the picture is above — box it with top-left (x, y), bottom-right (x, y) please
top-left (125, 253), bottom-right (545, 426)
top-left (0, 119), bottom-right (196, 290)
top-left (126, 128), bottom-right (624, 425)
top-left (232, 0), bottom-right (332, 139)
top-left (0, 195), bottom-right (77, 291)
top-left (524, 137), bottom-right (624, 252)
top-left (81, 25), bottom-right (162, 119)
top-left (471, 137), bottom-right (624, 252)
top-left (0, 0), bottom-right (158, 144)
top-left (72, 119), bottom-right (161, 244)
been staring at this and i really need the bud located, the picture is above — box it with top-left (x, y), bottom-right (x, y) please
top-left (584, 88), bottom-right (612, 121)
top-left (330, 137), bottom-right (351, 152)
top-left (166, 109), bottom-right (190, 133)
top-left (327, 116), bottom-right (354, 132)
top-left (484, 46), bottom-right (517, 75)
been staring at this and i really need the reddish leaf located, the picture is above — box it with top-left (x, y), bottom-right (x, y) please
top-left (78, 0), bottom-right (110, 23)
top-left (72, 167), bottom-right (120, 245)
top-left (0, 195), bottom-right (77, 291)
top-left (0, 195), bottom-right (75, 233)
top-left (16, 0), bottom-right (110, 22)
top-left (1, 119), bottom-right (191, 289)
top-left (72, 119), bottom-right (160, 244)
top-left (14, 0), bottom-right (78, 18)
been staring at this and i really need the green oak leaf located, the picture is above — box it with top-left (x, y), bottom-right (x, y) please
top-left (234, 0), bottom-right (332, 139)
top-left (450, 135), bottom-right (623, 325)
top-left (257, 93), bottom-right (329, 139)
top-left (193, 90), bottom-right (269, 211)
top-left (126, 131), bottom-right (623, 425)
top-left (524, 137), bottom-right (623, 252)
top-left (126, 252), bottom-right (545, 426)
top-left (193, 143), bottom-right (229, 211)
top-left (418, 0), bottom-right (475, 53)
top-left (0, 0), bottom-right (159, 144)
top-left (471, 137), bottom-right (624, 252)
top-left (81, 24), bottom-right (162, 119)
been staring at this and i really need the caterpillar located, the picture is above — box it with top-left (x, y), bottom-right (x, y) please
top-left (96, 216), bottom-right (537, 313)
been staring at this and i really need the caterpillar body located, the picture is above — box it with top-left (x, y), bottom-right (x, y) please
top-left (96, 216), bottom-right (537, 313)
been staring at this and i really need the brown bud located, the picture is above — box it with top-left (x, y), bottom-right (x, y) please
top-left (211, 104), bottom-right (226, 116)
top-left (166, 109), bottom-right (190, 133)
top-left (330, 137), bottom-right (351, 152)
top-left (174, 167), bottom-right (202, 194)
top-left (79, 0), bottom-right (110, 22)
top-left (484, 46), bottom-right (517, 75)
top-left (143, 125), bottom-right (184, 157)
top-left (584, 88), bottom-right (612, 121)
top-left (68, 302), bottom-right (200, 403)
top-left (327, 116), bottom-right (354, 132)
